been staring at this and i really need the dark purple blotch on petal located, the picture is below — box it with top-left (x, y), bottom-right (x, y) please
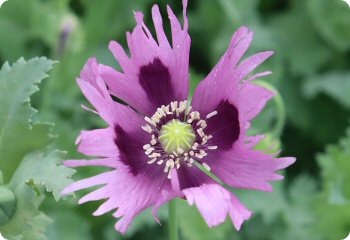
top-left (177, 164), bottom-right (212, 190)
top-left (206, 100), bottom-right (240, 150)
top-left (139, 58), bottom-right (175, 107)
top-left (114, 125), bottom-right (147, 176)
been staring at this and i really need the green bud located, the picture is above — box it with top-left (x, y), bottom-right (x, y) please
top-left (0, 186), bottom-right (16, 226)
top-left (254, 134), bottom-right (281, 155)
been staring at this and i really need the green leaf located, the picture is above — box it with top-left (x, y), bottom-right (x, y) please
top-left (0, 183), bottom-right (52, 240)
top-left (9, 151), bottom-right (75, 201)
top-left (238, 177), bottom-right (323, 240)
top-left (237, 181), bottom-right (287, 224)
top-left (0, 57), bottom-right (75, 239)
top-left (303, 72), bottom-right (350, 109)
top-left (46, 210), bottom-right (92, 240)
top-left (268, 0), bottom-right (332, 76)
top-left (313, 197), bottom-right (350, 240)
top-left (307, 0), bottom-right (350, 51)
top-left (282, 176), bottom-right (321, 240)
top-left (318, 128), bottom-right (350, 204)
top-left (0, 149), bottom-right (74, 239)
top-left (0, 185), bottom-right (16, 225)
top-left (0, 57), bottom-right (54, 183)
top-left (312, 128), bottom-right (350, 239)
top-left (0, 170), bottom-right (3, 185)
top-left (280, 75), bottom-right (349, 145)
top-left (0, 0), bottom-right (69, 61)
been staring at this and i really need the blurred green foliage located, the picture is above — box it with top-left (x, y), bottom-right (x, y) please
top-left (0, 0), bottom-right (350, 239)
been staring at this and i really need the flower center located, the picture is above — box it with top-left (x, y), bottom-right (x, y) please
top-left (159, 119), bottom-right (196, 154)
top-left (142, 101), bottom-right (218, 179)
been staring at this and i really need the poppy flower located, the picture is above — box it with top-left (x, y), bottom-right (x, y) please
top-left (62, 0), bottom-right (295, 234)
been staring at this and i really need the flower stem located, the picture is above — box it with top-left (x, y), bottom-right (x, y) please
top-left (169, 200), bottom-right (179, 240)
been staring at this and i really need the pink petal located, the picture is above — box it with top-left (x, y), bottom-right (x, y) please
top-left (61, 171), bottom-right (114, 195)
top-left (103, 167), bottom-right (171, 234)
top-left (77, 68), bottom-right (118, 126)
top-left (64, 158), bottom-right (118, 168)
top-left (152, 5), bottom-right (171, 49)
top-left (76, 128), bottom-right (117, 157)
top-left (98, 63), bottom-right (152, 115)
top-left (108, 41), bottom-right (136, 75)
top-left (183, 183), bottom-right (252, 230)
top-left (191, 26), bottom-right (255, 116)
top-left (207, 144), bottom-right (296, 192)
top-left (237, 82), bottom-right (275, 121)
top-left (152, 187), bottom-right (183, 224)
top-left (105, 2), bottom-right (190, 115)
top-left (233, 51), bottom-right (274, 81)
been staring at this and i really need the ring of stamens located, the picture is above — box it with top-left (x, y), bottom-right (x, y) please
top-left (142, 101), bottom-right (218, 179)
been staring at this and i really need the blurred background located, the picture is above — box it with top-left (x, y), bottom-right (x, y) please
top-left (0, 0), bottom-right (350, 239)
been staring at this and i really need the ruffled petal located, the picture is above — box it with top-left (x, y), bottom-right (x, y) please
top-left (62, 166), bottom-right (172, 234)
top-left (63, 165), bottom-right (171, 234)
top-left (193, 82), bottom-right (274, 151)
top-left (64, 158), bottom-right (119, 169)
top-left (76, 128), bottom-right (117, 158)
top-left (206, 144), bottom-right (296, 191)
top-left (105, 2), bottom-right (190, 115)
top-left (78, 58), bottom-right (145, 129)
top-left (77, 73), bottom-right (117, 126)
top-left (233, 51), bottom-right (273, 82)
top-left (61, 171), bottom-right (114, 195)
top-left (191, 26), bottom-right (272, 116)
top-left (183, 183), bottom-right (252, 230)
top-left (237, 82), bottom-right (275, 122)
top-left (152, 187), bottom-right (183, 223)
top-left (98, 63), bottom-right (153, 116)
top-left (80, 57), bottom-right (99, 88)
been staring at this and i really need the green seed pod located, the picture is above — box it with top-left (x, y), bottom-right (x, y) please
top-left (254, 134), bottom-right (281, 155)
top-left (0, 186), bottom-right (16, 226)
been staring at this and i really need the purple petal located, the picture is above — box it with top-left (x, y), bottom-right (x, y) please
top-left (77, 73), bottom-right (117, 126)
top-left (152, 5), bottom-right (171, 49)
top-left (207, 143), bottom-right (296, 191)
top-left (245, 71), bottom-right (272, 82)
top-left (183, 183), bottom-right (252, 230)
top-left (64, 158), bottom-right (119, 169)
top-left (237, 83), bottom-right (275, 121)
top-left (108, 41), bottom-right (136, 76)
top-left (101, 167), bottom-right (171, 234)
top-left (233, 51), bottom-right (274, 81)
top-left (191, 27), bottom-right (272, 116)
top-left (166, 1), bottom-right (190, 102)
top-left (105, 2), bottom-right (190, 115)
top-left (98, 63), bottom-right (153, 116)
top-left (76, 128), bottom-right (117, 157)
top-left (63, 165), bottom-right (173, 234)
top-left (78, 58), bottom-right (145, 128)
top-left (61, 171), bottom-right (114, 195)
top-left (80, 57), bottom-right (99, 88)
top-left (152, 188), bottom-right (183, 223)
